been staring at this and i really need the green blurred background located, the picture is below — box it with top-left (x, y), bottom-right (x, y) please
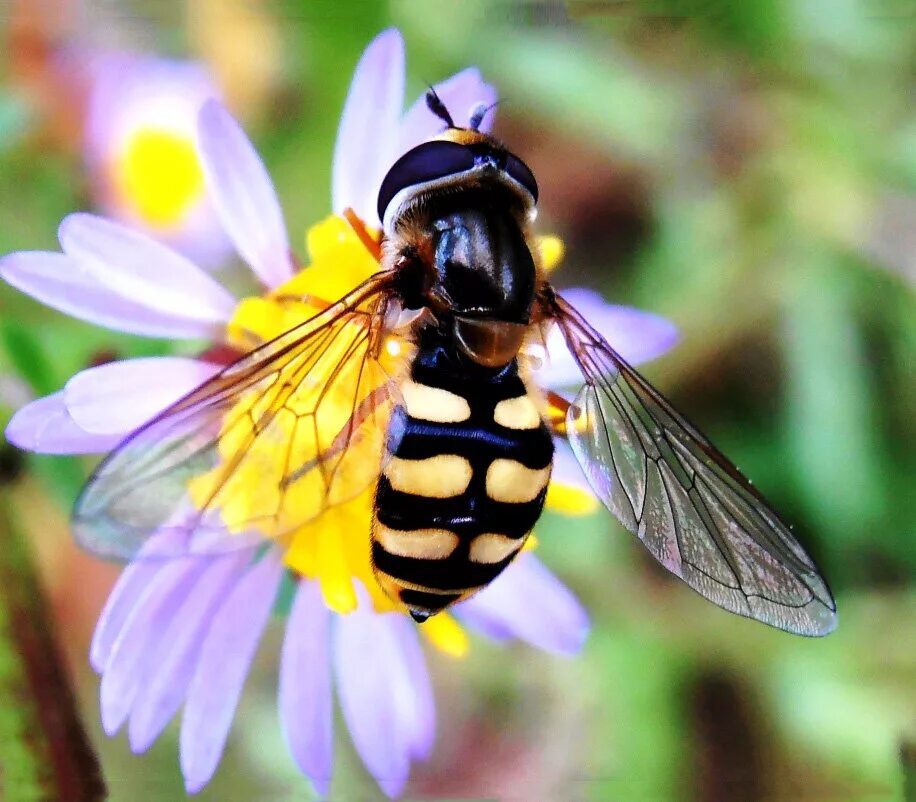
top-left (0, 1), bottom-right (913, 800)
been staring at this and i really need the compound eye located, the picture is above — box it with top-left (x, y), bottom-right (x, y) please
top-left (377, 141), bottom-right (475, 223)
top-left (505, 154), bottom-right (538, 204)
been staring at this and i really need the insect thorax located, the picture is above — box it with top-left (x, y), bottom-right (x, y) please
top-left (372, 324), bottom-right (553, 621)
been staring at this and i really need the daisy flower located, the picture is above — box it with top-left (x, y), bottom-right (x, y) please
top-left (1, 29), bottom-right (677, 798)
top-left (84, 52), bottom-right (232, 267)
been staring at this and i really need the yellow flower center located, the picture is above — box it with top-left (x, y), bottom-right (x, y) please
top-left (113, 128), bottom-right (206, 229)
top-left (190, 213), bottom-right (591, 657)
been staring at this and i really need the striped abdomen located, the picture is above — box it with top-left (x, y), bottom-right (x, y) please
top-left (372, 336), bottom-right (554, 621)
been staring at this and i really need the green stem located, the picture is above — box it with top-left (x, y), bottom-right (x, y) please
top-left (0, 492), bottom-right (106, 800)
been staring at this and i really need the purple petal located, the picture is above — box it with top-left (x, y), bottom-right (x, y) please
top-left (100, 557), bottom-right (206, 735)
top-left (92, 571), bottom-right (147, 674)
top-left (332, 29), bottom-right (405, 226)
top-left (197, 100), bottom-right (294, 289)
top-left (64, 357), bottom-right (220, 435)
top-left (334, 588), bottom-right (430, 798)
top-left (90, 529), bottom-right (189, 672)
top-left (5, 391), bottom-right (122, 455)
top-left (59, 214), bottom-right (236, 324)
top-left (0, 250), bottom-right (221, 339)
top-left (399, 67), bottom-right (497, 154)
top-left (535, 288), bottom-right (679, 388)
top-left (279, 580), bottom-right (333, 796)
top-left (180, 551), bottom-right (283, 794)
top-left (389, 616), bottom-right (435, 762)
top-left (456, 553), bottom-right (589, 655)
top-left (129, 552), bottom-right (250, 754)
top-left (451, 605), bottom-right (514, 643)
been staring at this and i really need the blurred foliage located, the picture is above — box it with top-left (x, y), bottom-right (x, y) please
top-left (0, 1), bottom-right (913, 800)
top-left (0, 491), bottom-right (106, 800)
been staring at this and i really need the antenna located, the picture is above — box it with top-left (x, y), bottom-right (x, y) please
top-left (425, 87), bottom-right (455, 128)
top-left (468, 100), bottom-right (499, 131)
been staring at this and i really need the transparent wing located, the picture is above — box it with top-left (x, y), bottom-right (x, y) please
top-left (73, 271), bottom-right (405, 561)
top-left (545, 289), bottom-right (837, 636)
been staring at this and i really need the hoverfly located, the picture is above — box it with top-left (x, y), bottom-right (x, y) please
top-left (73, 90), bottom-right (837, 636)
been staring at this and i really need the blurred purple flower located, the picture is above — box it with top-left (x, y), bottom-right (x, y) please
top-left (84, 53), bottom-right (232, 267)
top-left (1, 28), bottom-right (677, 798)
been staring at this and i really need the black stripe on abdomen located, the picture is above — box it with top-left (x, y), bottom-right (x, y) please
top-left (375, 476), bottom-right (547, 538)
top-left (372, 540), bottom-right (516, 591)
top-left (398, 588), bottom-right (462, 611)
top-left (372, 331), bottom-right (554, 617)
top-left (389, 417), bottom-right (553, 467)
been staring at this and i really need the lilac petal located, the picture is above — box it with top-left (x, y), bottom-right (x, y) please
top-left (0, 251), bottom-right (221, 339)
top-left (59, 214), bottom-right (236, 324)
top-left (90, 529), bottom-right (189, 672)
top-left (399, 67), bottom-right (498, 154)
top-left (100, 557), bottom-right (206, 735)
top-left (91, 566), bottom-right (150, 674)
top-left (129, 552), bottom-right (250, 754)
top-left (334, 589), bottom-right (429, 798)
top-left (180, 551), bottom-right (283, 794)
top-left (332, 29), bottom-right (405, 226)
top-left (389, 616), bottom-right (435, 762)
top-left (5, 391), bottom-right (122, 455)
top-left (197, 100), bottom-right (294, 289)
top-left (64, 357), bottom-right (220, 435)
top-left (536, 288), bottom-right (679, 388)
top-left (452, 604), bottom-right (514, 643)
top-left (279, 580), bottom-right (333, 796)
top-left (456, 553), bottom-right (589, 655)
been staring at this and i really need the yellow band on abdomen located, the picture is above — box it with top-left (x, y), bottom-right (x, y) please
top-left (384, 454), bottom-right (473, 498)
top-left (469, 532), bottom-right (528, 564)
top-left (374, 523), bottom-right (459, 560)
top-left (402, 380), bottom-right (470, 423)
top-left (485, 459), bottom-right (551, 503)
top-left (493, 395), bottom-right (541, 429)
